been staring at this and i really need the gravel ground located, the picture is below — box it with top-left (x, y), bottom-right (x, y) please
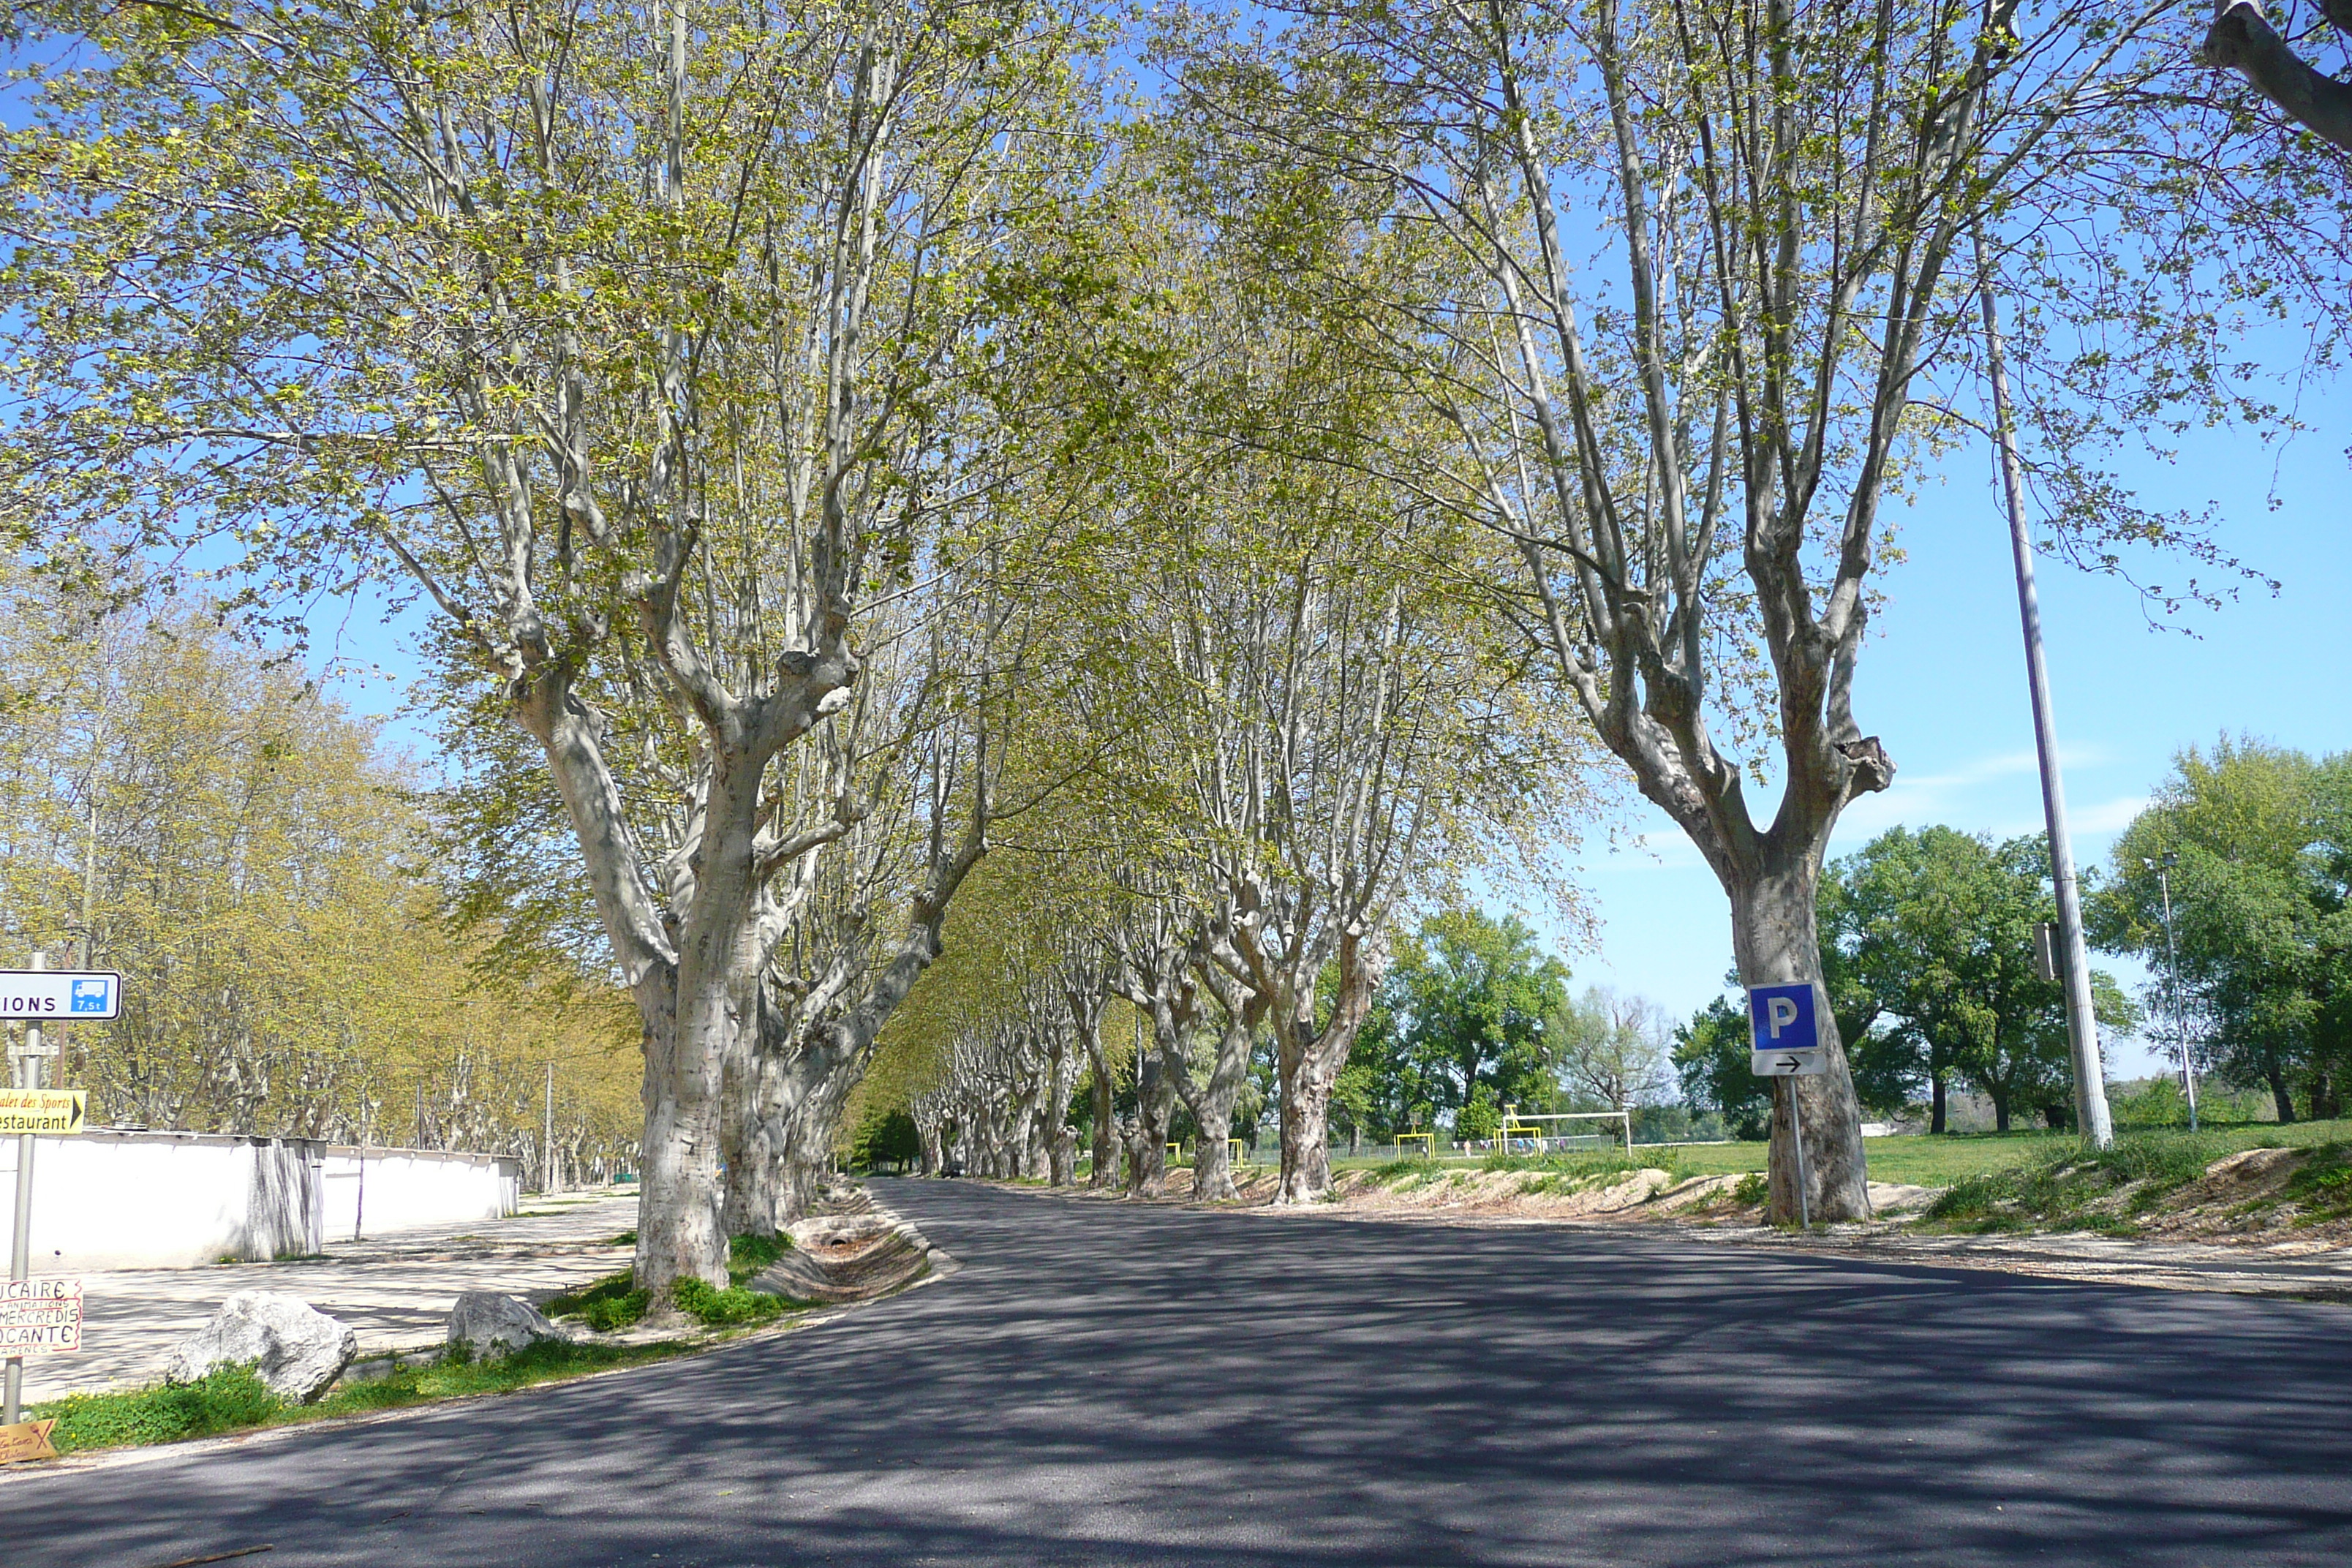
top-left (20, 1192), bottom-right (641, 1403)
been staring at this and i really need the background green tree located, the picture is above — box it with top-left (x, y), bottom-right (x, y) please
top-left (1673, 995), bottom-right (1771, 1143)
top-left (1826, 827), bottom-right (2136, 1133)
top-left (1346, 909), bottom-right (1572, 1137)
top-left (2092, 740), bottom-right (2351, 1122)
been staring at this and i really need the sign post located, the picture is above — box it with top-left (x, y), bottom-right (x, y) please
top-left (5, 952), bottom-right (47, 1427)
top-left (2, 954), bottom-right (108, 1429)
top-left (1746, 983), bottom-right (1826, 1229)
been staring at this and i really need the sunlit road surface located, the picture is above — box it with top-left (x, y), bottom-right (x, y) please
top-left (7, 1178), bottom-right (2350, 1567)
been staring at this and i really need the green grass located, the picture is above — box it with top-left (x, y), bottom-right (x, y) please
top-left (1920, 1133), bottom-right (2233, 1235)
top-left (34, 1340), bottom-right (698, 1455)
top-left (727, 1231), bottom-right (791, 1283)
top-left (543, 1232), bottom-right (806, 1332)
top-left (541, 1270), bottom-right (652, 1330)
top-left (2280, 1141), bottom-right (2352, 1224)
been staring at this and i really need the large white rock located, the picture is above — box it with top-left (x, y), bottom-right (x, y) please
top-left (163, 1290), bottom-right (358, 1403)
top-left (447, 1291), bottom-right (568, 1356)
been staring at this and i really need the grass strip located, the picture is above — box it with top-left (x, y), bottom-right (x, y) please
top-left (32, 1338), bottom-right (699, 1456)
top-left (1918, 1133), bottom-right (2229, 1235)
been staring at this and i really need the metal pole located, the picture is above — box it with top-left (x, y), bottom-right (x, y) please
top-left (7, 951), bottom-right (46, 1426)
top-left (1790, 1079), bottom-right (1809, 1230)
top-left (544, 1062), bottom-right (555, 1194)
top-left (1975, 229), bottom-right (2114, 1149)
top-left (2159, 859), bottom-right (2198, 1131)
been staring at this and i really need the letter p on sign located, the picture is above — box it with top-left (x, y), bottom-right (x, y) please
top-left (1746, 984), bottom-right (1818, 1052)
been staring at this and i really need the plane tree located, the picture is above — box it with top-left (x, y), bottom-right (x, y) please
top-left (1160, 0), bottom-right (2311, 1219)
top-left (0, 0), bottom-right (1103, 1296)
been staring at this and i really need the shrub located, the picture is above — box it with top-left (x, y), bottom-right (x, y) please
top-left (727, 1232), bottom-right (792, 1283)
top-left (543, 1270), bottom-right (651, 1331)
top-left (1731, 1172), bottom-right (1768, 1207)
top-left (671, 1276), bottom-right (788, 1328)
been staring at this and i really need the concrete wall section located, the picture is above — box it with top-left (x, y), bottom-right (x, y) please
top-left (1, 1131), bottom-right (519, 1272)
top-left (0, 1132), bottom-right (323, 1271)
top-left (317, 1147), bottom-right (520, 1243)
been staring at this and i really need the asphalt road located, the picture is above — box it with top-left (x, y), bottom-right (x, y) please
top-left (8, 1180), bottom-right (2352, 1567)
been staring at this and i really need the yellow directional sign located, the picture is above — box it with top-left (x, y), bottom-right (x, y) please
top-left (0, 1418), bottom-right (59, 1464)
top-left (0, 1089), bottom-right (84, 1135)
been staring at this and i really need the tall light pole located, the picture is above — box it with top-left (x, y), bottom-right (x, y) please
top-left (2150, 853), bottom-right (2198, 1132)
top-left (1976, 229), bottom-right (2114, 1147)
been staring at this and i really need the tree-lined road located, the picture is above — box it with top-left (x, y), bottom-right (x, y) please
top-left (10, 1183), bottom-right (2352, 1566)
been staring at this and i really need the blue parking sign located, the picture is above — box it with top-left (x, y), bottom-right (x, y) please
top-left (1746, 984), bottom-right (1817, 1053)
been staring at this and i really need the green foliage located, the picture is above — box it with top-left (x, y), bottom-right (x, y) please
top-left (672, 1277), bottom-right (791, 1328)
top-left (42, 1365), bottom-right (283, 1452)
top-left (1823, 826), bottom-right (2136, 1131)
top-left (1730, 1173), bottom-right (1769, 1207)
top-left (1453, 1082), bottom-right (1502, 1141)
top-left (543, 1271), bottom-right (651, 1332)
top-left (726, 1232), bottom-right (792, 1284)
top-left (1674, 994), bottom-right (1771, 1141)
top-left (851, 1109), bottom-right (922, 1172)
top-left (0, 597), bottom-right (641, 1150)
top-left (2092, 741), bottom-right (2352, 1123)
top-left (1346, 909), bottom-right (1574, 1137)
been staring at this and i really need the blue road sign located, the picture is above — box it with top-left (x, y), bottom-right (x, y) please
top-left (1746, 984), bottom-right (1818, 1053)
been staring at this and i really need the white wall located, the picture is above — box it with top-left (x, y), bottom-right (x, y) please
top-left (0, 1132), bottom-right (320, 1271)
top-left (317, 1147), bottom-right (518, 1242)
top-left (1, 1131), bottom-right (519, 1272)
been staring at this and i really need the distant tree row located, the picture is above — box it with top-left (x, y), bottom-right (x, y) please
top-left (0, 581), bottom-right (642, 1186)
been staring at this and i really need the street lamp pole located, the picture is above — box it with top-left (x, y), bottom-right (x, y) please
top-left (1975, 228), bottom-right (2114, 1148)
top-left (2154, 853), bottom-right (2198, 1132)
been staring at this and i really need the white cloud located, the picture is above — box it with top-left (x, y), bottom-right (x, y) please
top-left (2065, 794), bottom-right (2149, 836)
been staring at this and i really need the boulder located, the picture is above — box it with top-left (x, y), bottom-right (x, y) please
top-left (447, 1291), bottom-right (568, 1356)
top-left (163, 1290), bottom-right (357, 1403)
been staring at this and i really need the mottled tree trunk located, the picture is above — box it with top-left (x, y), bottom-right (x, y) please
top-left (1276, 1047), bottom-right (1336, 1203)
top-left (1732, 864), bottom-right (1872, 1225)
top-left (1088, 1063), bottom-right (1115, 1188)
top-left (1128, 1055), bottom-right (1173, 1196)
top-left (1273, 928), bottom-right (1384, 1205)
